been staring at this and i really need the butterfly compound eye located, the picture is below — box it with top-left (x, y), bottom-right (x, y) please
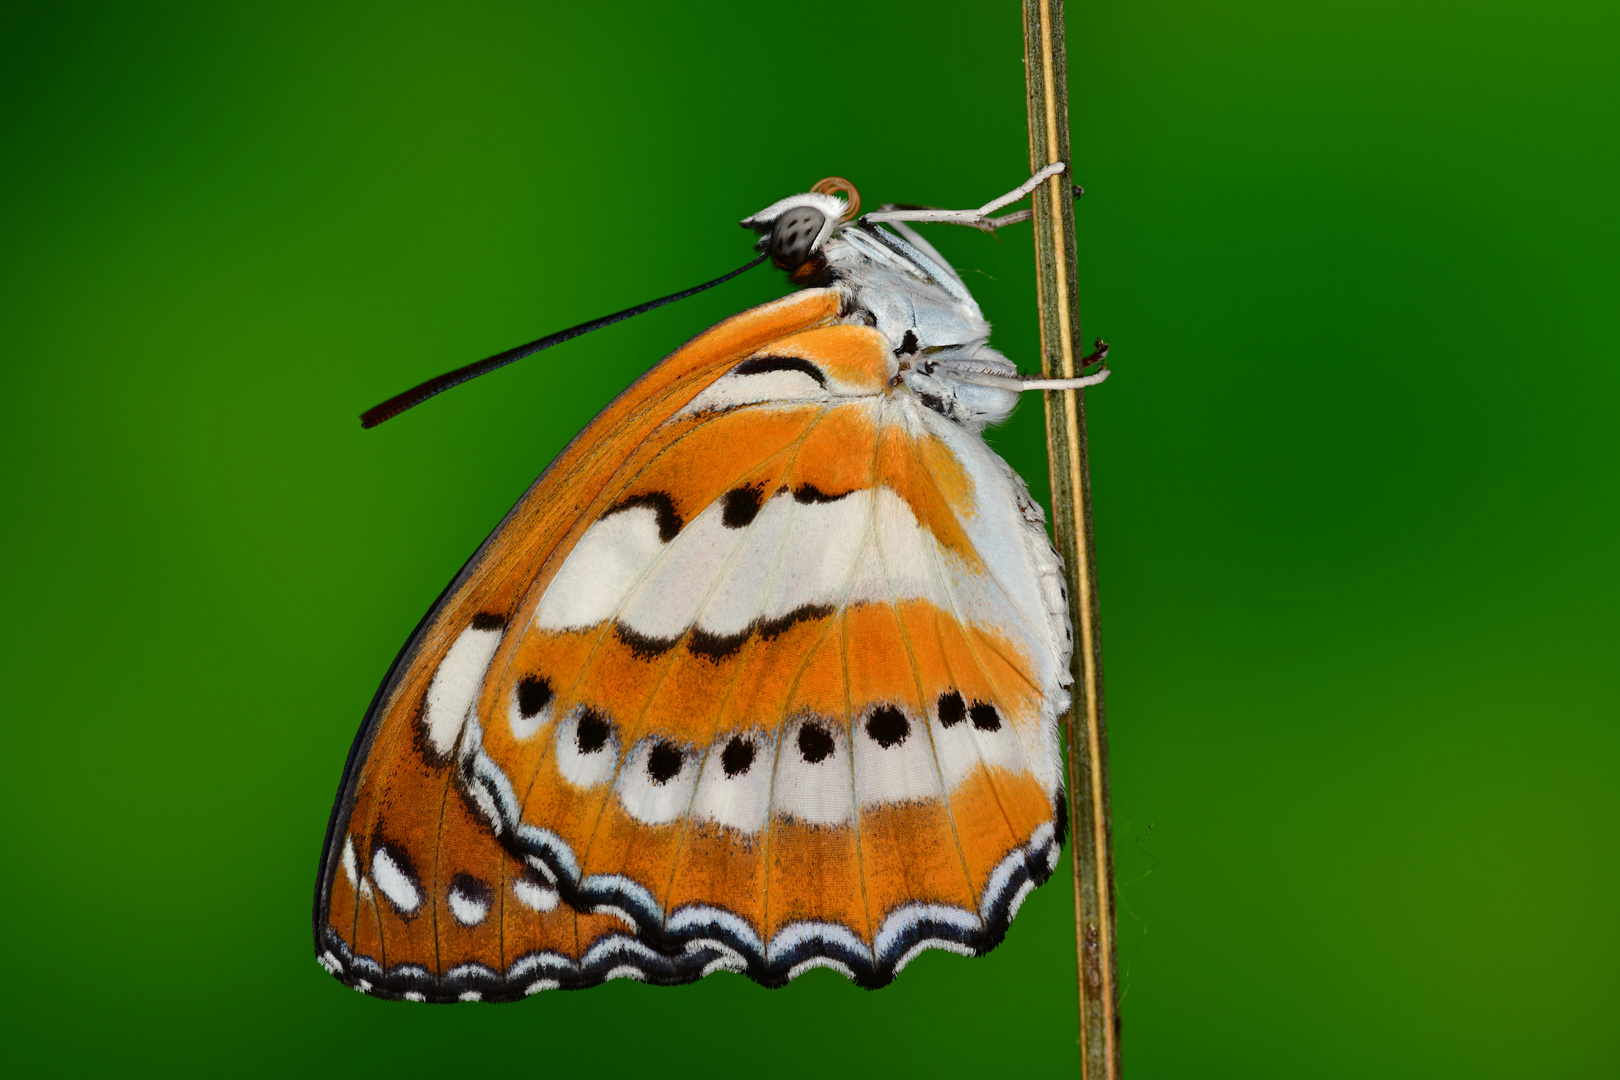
top-left (770, 206), bottom-right (826, 271)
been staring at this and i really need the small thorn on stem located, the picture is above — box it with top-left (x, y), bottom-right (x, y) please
top-left (1081, 339), bottom-right (1109, 369)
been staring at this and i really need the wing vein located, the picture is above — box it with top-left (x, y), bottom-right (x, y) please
top-left (654, 403), bottom-right (838, 932)
top-left (870, 427), bottom-right (980, 920)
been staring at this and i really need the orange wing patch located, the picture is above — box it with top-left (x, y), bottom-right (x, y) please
top-left (775, 324), bottom-right (893, 392)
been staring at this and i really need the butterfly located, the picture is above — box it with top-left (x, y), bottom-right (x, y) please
top-left (314, 165), bottom-right (1110, 1001)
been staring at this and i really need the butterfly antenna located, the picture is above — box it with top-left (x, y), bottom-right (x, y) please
top-left (360, 253), bottom-right (770, 428)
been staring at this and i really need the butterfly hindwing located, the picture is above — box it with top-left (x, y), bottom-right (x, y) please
top-left (316, 285), bottom-right (1073, 996)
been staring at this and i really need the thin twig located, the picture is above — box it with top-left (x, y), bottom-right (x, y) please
top-left (1021, 2), bottom-right (1122, 1077)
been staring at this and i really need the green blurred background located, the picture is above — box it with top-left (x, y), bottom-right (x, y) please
top-left (3, 0), bottom-right (1615, 1075)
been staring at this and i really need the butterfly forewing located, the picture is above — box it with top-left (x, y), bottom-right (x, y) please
top-left (316, 290), bottom-right (843, 998)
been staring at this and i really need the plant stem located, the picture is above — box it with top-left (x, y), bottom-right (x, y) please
top-left (1021, 1), bottom-right (1122, 1076)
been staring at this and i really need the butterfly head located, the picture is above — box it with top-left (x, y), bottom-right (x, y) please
top-left (741, 185), bottom-right (855, 283)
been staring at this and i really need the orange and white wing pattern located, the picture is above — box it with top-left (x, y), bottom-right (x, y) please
top-left (317, 180), bottom-right (1090, 1000)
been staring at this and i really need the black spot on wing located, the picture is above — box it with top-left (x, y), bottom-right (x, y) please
top-left (721, 736), bottom-right (756, 777)
top-left (758, 604), bottom-right (834, 640)
top-left (798, 722), bottom-right (835, 764)
top-left (937, 690), bottom-right (966, 728)
top-left (615, 622), bottom-right (678, 659)
top-left (516, 865), bottom-right (552, 896)
top-left (647, 741), bottom-right (684, 784)
top-left (688, 627), bottom-right (749, 660)
top-left (917, 391), bottom-right (950, 416)
top-left (691, 603), bottom-right (831, 661)
top-left (865, 705), bottom-right (909, 748)
top-left (516, 675), bottom-right (554, 719)
top-left (733, 355), bottom-right (827, 387)
top-left (969, 701), bottom-right (1002, 732)
top-left (793, 483), bottom-right (852, 504)
top-left (895, 329), bottom-right (919, 356)
top-left (605, 491), bottom-right (682, 543)
top-left (448, 872), bottom-right (491, 906)
top-left (721, 485), bottom-right (763, 528)
top-left (469, 612), bottom-right (506, 631)
top-left (576, 709), bottom-right (610, 754)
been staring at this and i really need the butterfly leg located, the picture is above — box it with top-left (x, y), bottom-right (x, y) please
top-left (977, 161), bottom-right (1069, 216)
top-left (959, 368), bottom-right (1110, 393)
top-left (951, 339), bottom-right (1110, 393)
top-left (862, 163), bottom-right (1073, 231)
top-left (980, 182), bottom-right (1084, 230)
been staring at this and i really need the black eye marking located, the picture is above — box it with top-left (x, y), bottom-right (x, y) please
top-left (734, 355), bottom-right (827, 387)
top-left (576, 709), bottom-right (610, 754)
top-left (758, 604), bottom-right (834, 640)
top-left (516, 675), bottom-right (553, 719)
top-left (894, 329), bottom-right (919, 356)
top-left (721, 736), bottom-right (756, 777)
top-left (646, 741), bottom-right (684, 784)
top-left (721, 485), bottom-right (764, 528)
top-left (469, 612), bottom-right (506, 631)
top-left (615, 622), bottom-right (678, 659)
top-left (937, 691), bottom-right (966, 728)
top-left (798, 722), bottom-right (835, 764)
top-left (792, 483), bottom-right (851, 504)
top-left (865, 705), bottom-right (909, 748)
top-left (604, 491), bottom-right (682, 543)
top-left (969, 701), bottom-right (1002, 732)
